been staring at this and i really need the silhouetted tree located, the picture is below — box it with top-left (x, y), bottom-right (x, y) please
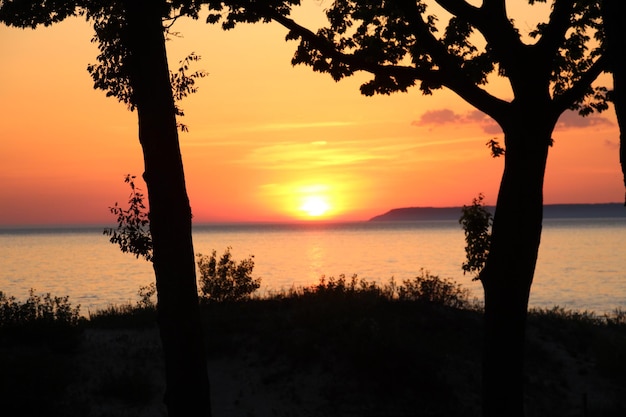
top-left (211, 2), bottom-right (613, 416)
top-left (0, 1), bottom-right (212, 415)
top-left (602, 0), bottom-right (626, 203)
top-left (114, 3), bottom-right (211, 415)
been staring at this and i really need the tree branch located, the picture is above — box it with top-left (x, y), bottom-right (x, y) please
top-left (269, 11), bottom-right (428, 85)
top-left (269, 7), bottom-right (509, 124)
top-left (435, 0), bottom-right (481, 26)
top-left (398, 0), bottom-right (459, 68)
top-left (535, 0), bottom-right (576, 58)
top-left (475, 0), bottom-right (522, 50)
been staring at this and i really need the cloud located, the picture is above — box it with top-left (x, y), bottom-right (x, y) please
top-left (604, 139), bottom-right (619, 150)
top-left (237, 139), bottom-right (420, 171)
top-left (412, 109), bottom-right (460, 125)
top-left (555, 110), bottom-right (613, 130)
top-left (413, 108), bottom-right (613, 134)
top-left (412, 108), bottom-right (501, 134)
top-left (255, 121), bottom-right (355, 131)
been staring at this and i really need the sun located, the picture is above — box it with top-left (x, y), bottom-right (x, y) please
top-left (300, 195), bottom-right (331, 217)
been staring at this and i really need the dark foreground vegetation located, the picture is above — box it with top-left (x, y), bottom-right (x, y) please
top-left (2, 274), bottom-right (626, 417)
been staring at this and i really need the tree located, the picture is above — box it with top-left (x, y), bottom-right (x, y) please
top-left (101, 4), bottom-right (211, 414)
top-left (0, 1), bottom-right (211, 415)
top-left (2, 1), bottom-right (312, 414)
top-left (214, 2), bottom-right (611, 416)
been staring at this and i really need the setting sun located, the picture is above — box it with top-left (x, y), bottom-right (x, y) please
top-left (300, 195), bottom-right (330, 217)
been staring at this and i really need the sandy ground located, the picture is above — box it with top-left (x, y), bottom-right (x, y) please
top-left (64, 323), bottom-right (626, 417)
top-left (75, 327), bottom-right (368, 417)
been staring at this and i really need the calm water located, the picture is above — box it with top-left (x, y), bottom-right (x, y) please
top-left (1, 219), bottom-right (626, 314)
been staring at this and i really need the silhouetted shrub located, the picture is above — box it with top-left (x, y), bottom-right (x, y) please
top-left (279, 272), bottom-right (470, 309)
top-left (89, 283), bottom-right (157, 328)
top-left (197, 247), bottom-right (261, 302)
top-left (0, 289), bottom-right (81, 327)
top-left (0, 289), bottom-right (82, 347)
top-left (397, 270), bottom-right (471, 308)
top-left (308, 273), bottom-right (388, 298)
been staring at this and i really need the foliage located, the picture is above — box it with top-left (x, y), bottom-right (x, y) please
top-left (485, 138), bottom-right (505, 158)
top-left (267, 0), bottom-right (609, 116)
top-left (459, 194), bottom-right (493, 280)
top-left (136, 282), bottom-right (157, 309)
top-left (103, 177), bottom-right (263, 305)
top-left (0, 0), bottom-right (78, 28)
top-left (282, 272), bottom-right (471, 309)
top-left (88, 283), bottom-right (157, 328)
top-left (304, 273), bottom-right (392, 299)
top-left (197, 247), bottom-right (261, 303)
top-left (0, 289), bottom-right (82, 347)
top-left (82, 2), bottom-right (208, 133)
top-left (396, 270), bottom-right (471, 308)
top-left (171, 52), bottom-right (208, 132)
top-left (0, 288), bottom-right (81, 328)
top-left (103, 174), bottom-right (153, 262)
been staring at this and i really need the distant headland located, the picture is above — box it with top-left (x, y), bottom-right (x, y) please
top-left (369, 203), bottom-right (626, 222)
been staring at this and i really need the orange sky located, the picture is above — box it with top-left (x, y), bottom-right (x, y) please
top-left (0, 2), bottom-right (622, 225)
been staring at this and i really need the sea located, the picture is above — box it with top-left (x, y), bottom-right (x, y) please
top-left (2, 218), bottom-right (626, 315)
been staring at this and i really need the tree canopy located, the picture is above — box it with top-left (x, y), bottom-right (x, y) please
top-left (249, 1), bottom-right (609, 124)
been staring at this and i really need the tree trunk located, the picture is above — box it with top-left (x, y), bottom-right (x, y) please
top-left (122, 1), bottom-right (212, 416)
top-left (480, 112), bottom-right (553, 417)
top-left (602, 0), bottom-right (626, 202)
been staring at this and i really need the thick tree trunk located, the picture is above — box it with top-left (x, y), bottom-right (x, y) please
top-left (480, 113), bottom-right (553, 417)
top-left (122, 1), bottom-right (212, 416)
top-left (602, 0), bottom-right (626, 202)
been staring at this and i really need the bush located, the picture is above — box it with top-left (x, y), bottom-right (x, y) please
top-left (397, 270), bottom-right (471, 308)
top-left (310, 274), bottom-right (387, 297)
top-left (275, 272), bottom-right (470, 309)
top-left (0, 289), bottom-right (81, 328)
top-left (197, 247), bottom-right (261, 302)
top-left (88, 283), bottom-right (157, 328)
top-left (0, 289), bottom-right (82, 346)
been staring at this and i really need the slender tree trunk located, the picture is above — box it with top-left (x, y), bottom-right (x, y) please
top-left (122, 1), bottom-right (212, 415)
top-left (480, 112), bottom-right (553, 417)
top-left (602, 0), bottom-right (626, 202)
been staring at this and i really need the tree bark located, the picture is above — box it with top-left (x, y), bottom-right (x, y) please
top-left (602, 0), bottom-right (626, 203)
top-left (121, 1), bottom-right (212, 415)
top-left (480, 110), bottom-right (554, 417)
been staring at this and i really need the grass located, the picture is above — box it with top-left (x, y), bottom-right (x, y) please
top-left (2, 277), bottom-right (626, 416)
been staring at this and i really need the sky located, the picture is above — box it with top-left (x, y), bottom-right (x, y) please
top-left (0, 1), bottom-right (622, 225)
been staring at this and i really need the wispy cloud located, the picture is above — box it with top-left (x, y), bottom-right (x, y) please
top-left (412, 109), bottom-right (501, 134)
top-left (412, 108), bottom-right (613, 134)
top-left (239, 144), bottom-right (383, 170)
top-left (555, 110), bottom-right (612, 130)
top-left (236, 139), bottom-right (420, 171)
top-left (180, 122), bottom-right (357, 148)
top-left (254, 121), bottom-right (356, 131)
